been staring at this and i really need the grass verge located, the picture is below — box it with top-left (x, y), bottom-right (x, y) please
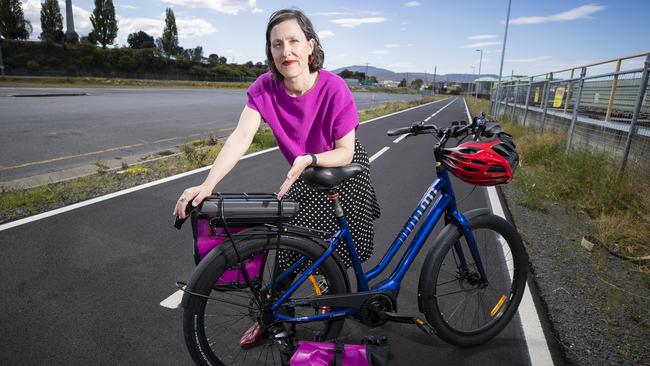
top-left (465, 96), bottom-right (650, 261)
top-left (0, 95), bottom-right (443, 224)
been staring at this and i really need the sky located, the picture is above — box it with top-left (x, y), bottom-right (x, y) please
top-left (19, 0), bottom-right (650, 77)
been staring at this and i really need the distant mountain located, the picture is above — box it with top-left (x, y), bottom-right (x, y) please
top-left (330, 65), bottom-right (498, 83)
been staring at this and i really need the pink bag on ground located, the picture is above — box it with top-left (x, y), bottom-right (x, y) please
top-left (289, 336), bottom-right (389, 366)
top-left (290, 341), bottom-right (368, 366)
top-left (193, 219), bottom-right (264, 287)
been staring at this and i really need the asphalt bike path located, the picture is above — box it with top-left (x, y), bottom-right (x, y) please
top-left (0, 98), bottom-right (552, 365)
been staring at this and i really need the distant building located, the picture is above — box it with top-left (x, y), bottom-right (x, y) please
top-left (380, 80), bottom-right (400, 88)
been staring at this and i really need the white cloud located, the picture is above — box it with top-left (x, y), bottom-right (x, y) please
top-left (331, 17), bottom-right (387, 28)
top-left (161, 0), bottom-right (258, 15)
top-left (372, 50), bottom-right (389, 54)
top-left (404, 1), bottom-right (421, 7)
top-left (510, 3), bottom-right (606, 25)
top-left (507, 56), bottom-right (552, 63)
top-left (119, 4), bottom-right (137, 9)
top-left (462, 41), bottom-right (501, 48)
top-left (467, 34), bottom-right (498, 40)
top-left (252, 8), bottom-right (263, 13)
top-left (317, 30), bottom-right (335, 40)
top-left (117, 13), bottom-right (216, 44)
top-left (400, 27), bottom-right (407, 31)
top-left (384, 43), bottom-right (412, 48)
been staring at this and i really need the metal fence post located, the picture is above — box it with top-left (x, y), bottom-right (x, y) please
top-left (540, 72), bottom-right (553, 132)
top-left (511, 79), bottom-right (520, 122)
top-left (565, 67), bottom-right (587, 153)
top-left (523, 77), bottom-right (532, 126)
top-left (619, 54), bottom-right (650, 177)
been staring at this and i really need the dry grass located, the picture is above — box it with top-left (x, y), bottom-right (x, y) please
top-left (465, 96), bottom-right (650, 260)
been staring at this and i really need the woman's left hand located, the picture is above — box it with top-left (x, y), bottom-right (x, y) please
top-left (277, 155), bottom-right (312, 200)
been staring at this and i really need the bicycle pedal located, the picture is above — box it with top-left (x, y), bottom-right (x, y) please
top-left (414, 317), bottom-right (436, 336)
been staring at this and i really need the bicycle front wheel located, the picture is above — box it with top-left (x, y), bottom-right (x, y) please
top-left (420, 213), bottom-right (528, 347)
top-left (183, 233), bottom-right (348, 366)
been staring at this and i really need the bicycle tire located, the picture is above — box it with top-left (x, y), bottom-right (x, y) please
top-left (183, 233), bottom-right (349, 366)
top-left (420, 213), bottom-right (528, 347)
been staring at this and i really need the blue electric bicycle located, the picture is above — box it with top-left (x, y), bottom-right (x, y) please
top-left (176, 115), bottom-right (528, 365)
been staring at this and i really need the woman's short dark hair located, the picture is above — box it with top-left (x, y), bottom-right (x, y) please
top-left (265, 9), bottom-right (324, 81)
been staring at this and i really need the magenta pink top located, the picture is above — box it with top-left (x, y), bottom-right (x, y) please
top-left (246, 70), bottom-right (359, 164)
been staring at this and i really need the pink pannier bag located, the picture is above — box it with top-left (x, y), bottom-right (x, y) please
top-left (193, 219), bottom-right (264, 288)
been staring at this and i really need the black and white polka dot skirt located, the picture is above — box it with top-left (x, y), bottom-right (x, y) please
top-left (281, 139), bottom-right (381, 269)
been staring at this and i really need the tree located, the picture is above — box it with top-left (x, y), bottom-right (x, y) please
top-left (161, 8), bottom-right (178, 57)
top-left (398, 78), bottom-right (407, 88)
top-left (410, 78), bottom-right (424, 89)
top-left (207, 53), bottom-right (219, 65)
top-left (338, 69), bottom-right (353, 79)
top-left (244, 61), bottom-right (254, 68)
top-left (80, 31), bottom-right (97, 45)
top-left (0, 0), bottom-right (32, 39)
top-left (218, 56), bottom-right (227, 65)
top-left (39, 0), bottom-right (63, 43)
top-left (190, 46), bottom-right (203, 63)
top-left (90, 0), bottom-right (118, 48)
top-left (127, 30), bottom-right (154, 49)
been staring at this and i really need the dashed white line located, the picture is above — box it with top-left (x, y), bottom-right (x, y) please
top-left (369, 147), bottom-right (390, 163)
top-left (463, 97), bottom-right (554, 366)
top-left (423, 97), bottom-right (457, 122)
top-left (160, 289), bottom-right (185, 309)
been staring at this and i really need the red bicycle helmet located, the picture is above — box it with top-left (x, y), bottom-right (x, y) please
top-left (440, 134), bottom-right (518, 186)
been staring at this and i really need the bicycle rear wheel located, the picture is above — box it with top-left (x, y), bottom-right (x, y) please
top-left (420, 213), bottom-right (528, 347)
top-left (183, 233), bottom-right (348, 366)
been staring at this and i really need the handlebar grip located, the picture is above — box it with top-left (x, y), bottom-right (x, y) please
top-left (173, 202), bottom-right (196, 230)
top-left (387, 126), bottom-right (412, 136)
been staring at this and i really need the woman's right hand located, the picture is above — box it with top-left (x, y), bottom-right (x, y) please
top-left (173, 185), bottom-right (212, 219)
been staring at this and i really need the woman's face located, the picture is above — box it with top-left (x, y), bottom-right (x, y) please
top-left (269, 18), bottom-right (315, 80)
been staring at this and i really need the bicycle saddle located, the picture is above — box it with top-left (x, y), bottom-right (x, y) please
top-left (301, 163), bottom-right (365, 190)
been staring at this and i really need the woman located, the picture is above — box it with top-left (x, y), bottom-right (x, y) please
top-left (173, 8), bottom-right (380, 347)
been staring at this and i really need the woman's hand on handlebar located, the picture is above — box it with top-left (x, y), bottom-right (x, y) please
top-left (277, 155), bottom-right (312, 200)
top-left (173, 185), bottom-right (212, 219)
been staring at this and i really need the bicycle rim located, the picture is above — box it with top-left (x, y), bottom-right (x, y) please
top-left (433, 226), bottom-right (521, 336)
top-left (185, 242), bottom-right (345, 366)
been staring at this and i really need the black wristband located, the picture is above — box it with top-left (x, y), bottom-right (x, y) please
top-left (309, 153), bottom-right (317, 168)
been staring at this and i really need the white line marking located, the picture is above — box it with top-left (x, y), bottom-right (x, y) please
top-left (359, 97), bottom-right (451, 125)
top-left (1, 97), bottom-right (450, 232)
top-left (423, 97), bottom-right (457, 122)
top-left (369, 147), bottom-right (390, 163)
top-left (160, 289), bottom-right (185, 309)
top-left (393, 134), bottom-right (408, 143)
top-left (467, 97), bottom-right (554, 366)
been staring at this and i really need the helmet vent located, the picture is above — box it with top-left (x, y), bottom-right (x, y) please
top-left (487, 165), bottom-right (506, 173)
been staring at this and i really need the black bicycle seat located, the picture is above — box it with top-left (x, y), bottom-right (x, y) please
top-left (301, 164), bottom-right (365, 190)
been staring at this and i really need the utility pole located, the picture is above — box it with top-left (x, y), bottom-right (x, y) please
top-left (476, 49), bottom-right (483, 98)
top-left (365, 62), bottom-right (369, 85)
top-left (433, 65), bottom-right (437, 94)
top-left (492, 0), bottom-right (512, 117)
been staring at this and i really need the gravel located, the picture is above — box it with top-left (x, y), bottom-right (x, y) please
top-left (501, 184), bottom-right (650, 366)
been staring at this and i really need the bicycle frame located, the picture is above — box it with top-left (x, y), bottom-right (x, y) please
top-left (272, 165), bottom-right (489, 323)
